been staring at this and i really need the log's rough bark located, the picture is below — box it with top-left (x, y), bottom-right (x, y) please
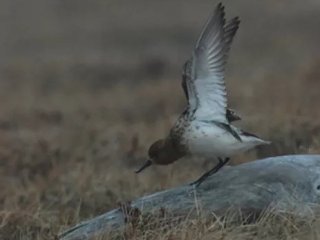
top-left (59, 154), bottom-right (320, 240)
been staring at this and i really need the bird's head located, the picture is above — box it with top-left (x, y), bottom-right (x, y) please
top-left (135, 139), bottom-right (166, 173)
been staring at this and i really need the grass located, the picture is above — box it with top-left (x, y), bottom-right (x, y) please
top-left (1, 0), bottom-right (320, 239)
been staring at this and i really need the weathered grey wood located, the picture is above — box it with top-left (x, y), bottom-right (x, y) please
top-left (58, 155), bottom-right (320, 240)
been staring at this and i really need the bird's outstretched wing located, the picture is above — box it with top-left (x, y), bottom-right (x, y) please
top-left (183, 3), bottom-right (240, 123)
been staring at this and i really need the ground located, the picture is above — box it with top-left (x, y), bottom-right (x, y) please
top-left (1, 0), bottom-right (320, 239)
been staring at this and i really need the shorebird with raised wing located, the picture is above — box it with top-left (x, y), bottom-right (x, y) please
top-left (136, 3), bottom-right (270, 186)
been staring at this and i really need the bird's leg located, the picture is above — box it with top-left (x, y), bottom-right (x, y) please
top-left (190, 157), bottom-right (230, 187)
top-left (213, 157), bottom-right (230, 173)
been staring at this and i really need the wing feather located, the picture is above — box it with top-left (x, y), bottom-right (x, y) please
top-left (183, 3), bottom-right (240, 123)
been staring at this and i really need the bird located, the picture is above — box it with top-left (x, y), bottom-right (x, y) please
top-left (135, 3), bottom-right (270, 186)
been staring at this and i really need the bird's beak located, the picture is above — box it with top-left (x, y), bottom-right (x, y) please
top-left (135, 160), bottom-right (152, 173)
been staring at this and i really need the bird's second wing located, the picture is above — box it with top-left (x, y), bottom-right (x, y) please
top-left (186, 3), bottom-right (239, 123)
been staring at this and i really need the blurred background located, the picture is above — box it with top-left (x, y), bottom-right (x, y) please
top-left (1, 0), bottom-right (320, 239)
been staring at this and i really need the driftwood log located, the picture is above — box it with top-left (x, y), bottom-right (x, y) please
top-left (59, 154), bottom-right (320, 240)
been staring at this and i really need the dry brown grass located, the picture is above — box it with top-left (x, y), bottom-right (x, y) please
top-left (1, 0), bottom-right (320, 239)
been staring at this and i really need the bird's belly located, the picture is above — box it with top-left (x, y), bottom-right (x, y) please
top-left (183, 123), bottom-right (246, 158)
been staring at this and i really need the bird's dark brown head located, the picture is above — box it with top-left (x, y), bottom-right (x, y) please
top-left (148, 139), bottom-right (166, 163)
top-left (135, 139), bottom-right (180, 174)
